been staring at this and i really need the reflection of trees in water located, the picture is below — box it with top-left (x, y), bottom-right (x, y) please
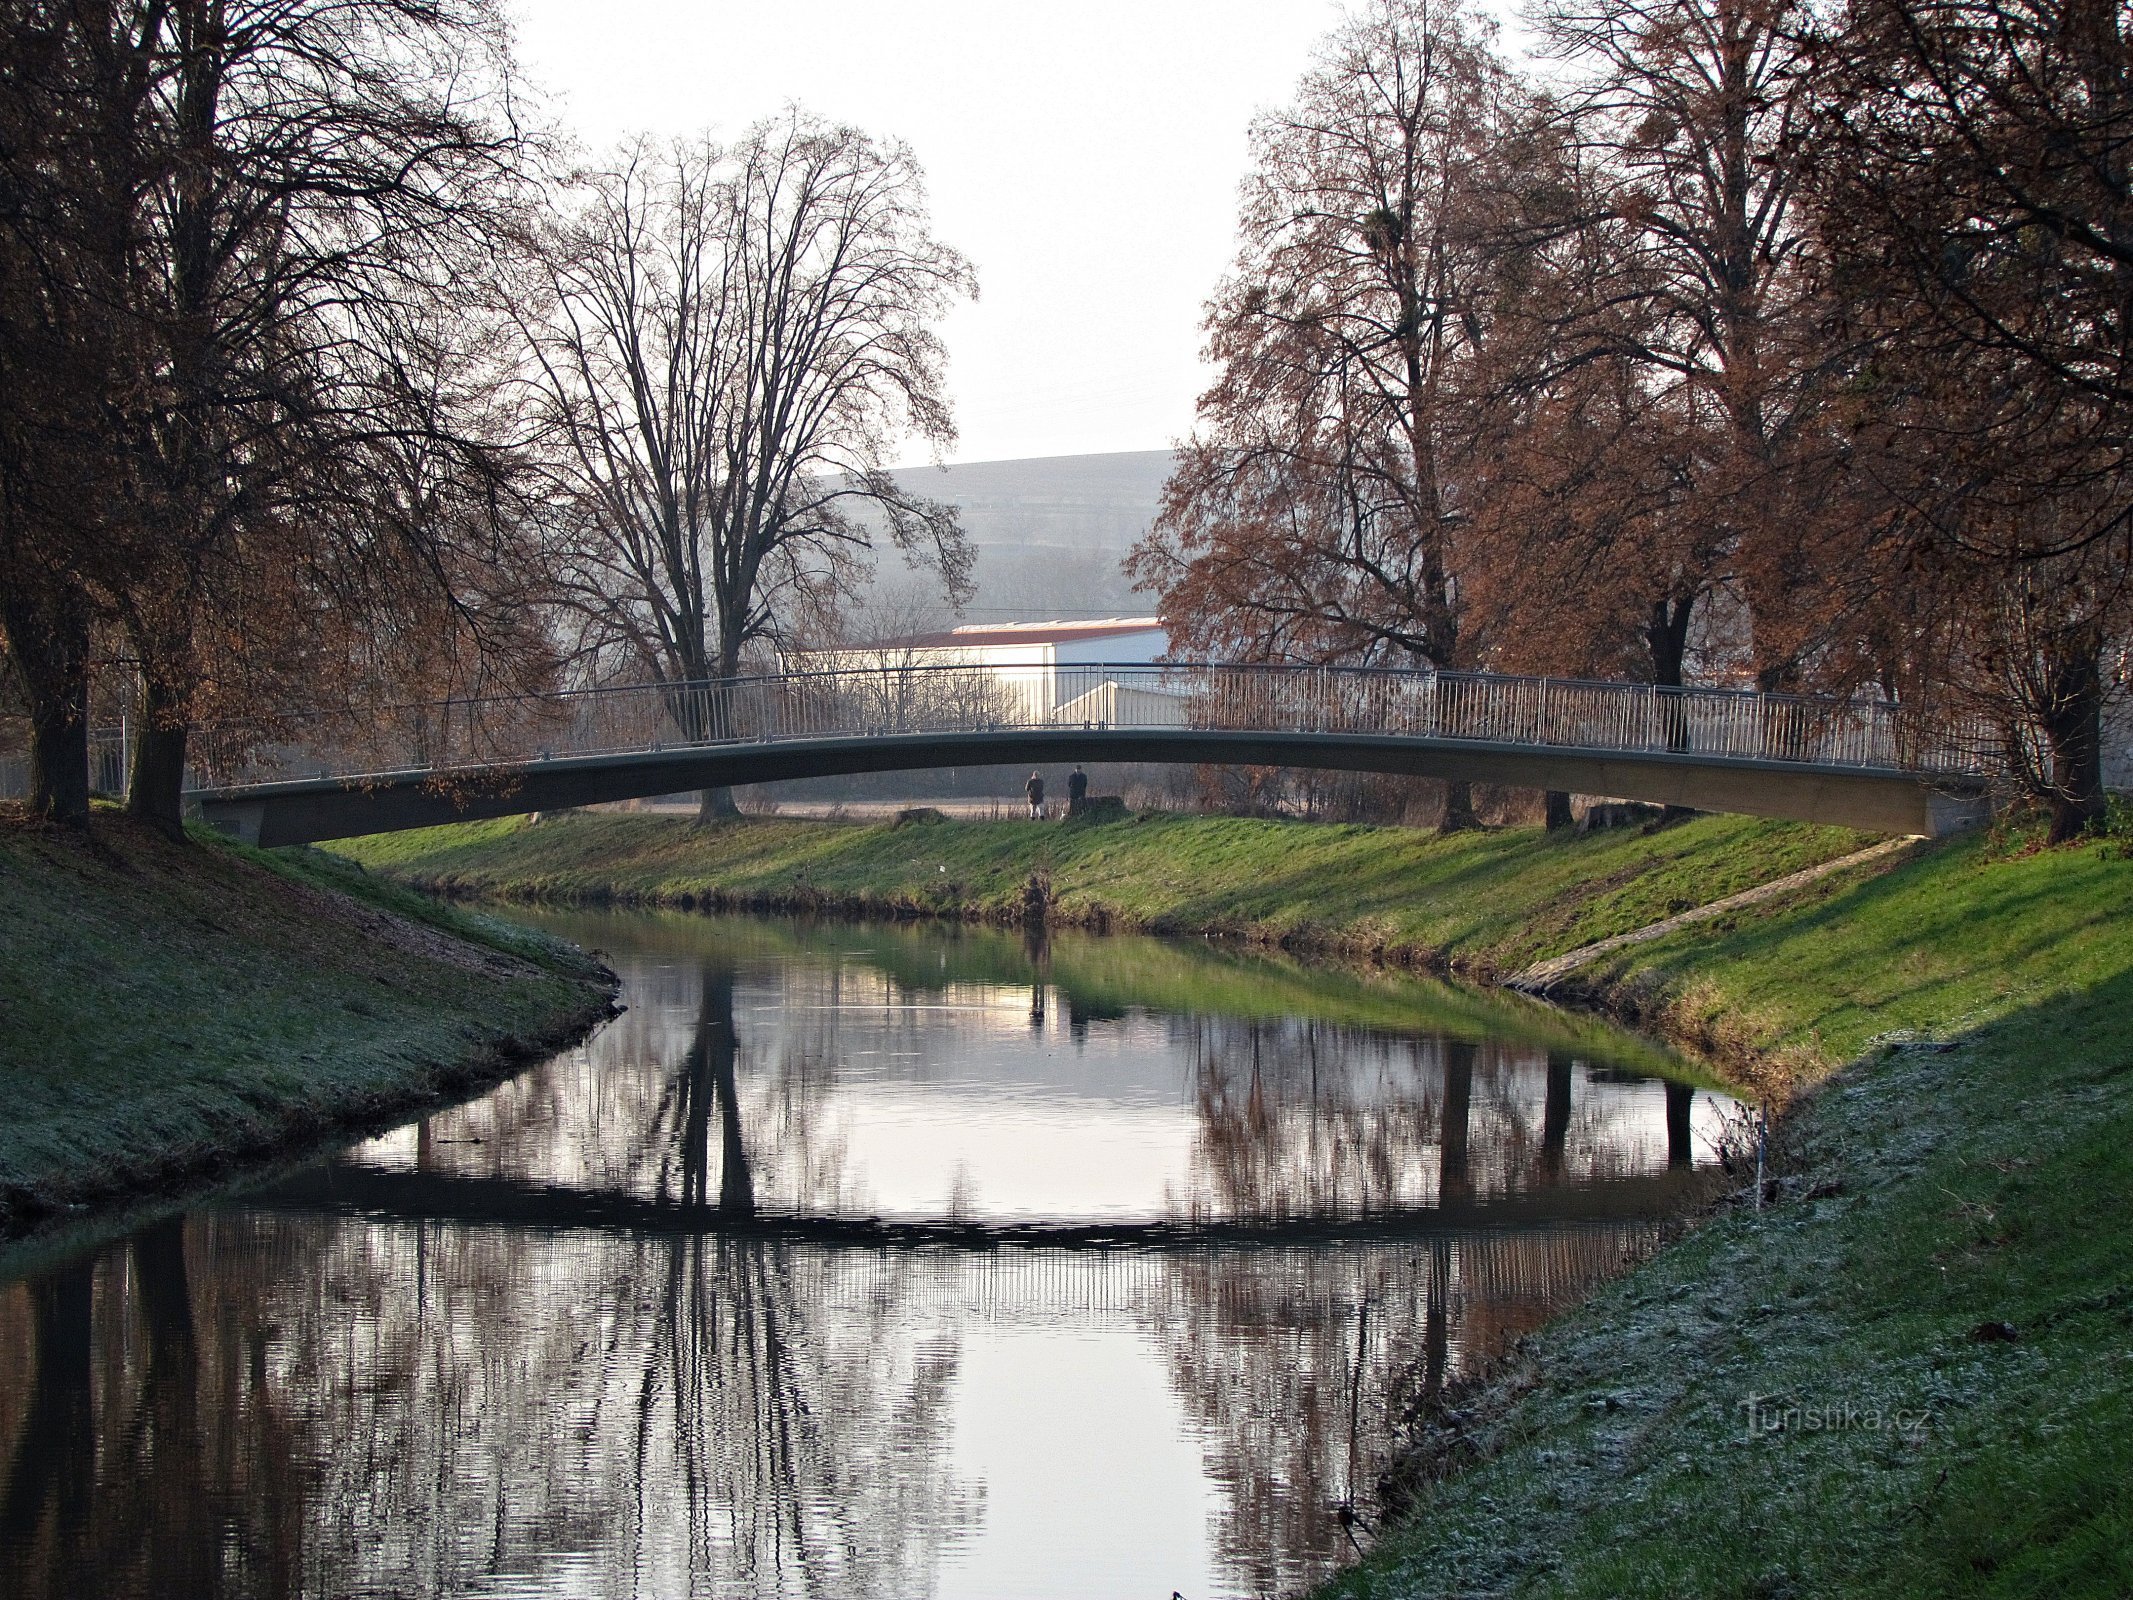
top-left (626, 1237), bottom-right (974, 1596)
top-left (1155, 1017), bottom-right (1701, 1590)
top-left (354, 951), bottom-right (863, 1219)
top-left (354, 950), bottom-right (1708, 1232)
top-left (0, 1219), bottom-right (304, 1600)
top-left (1, 932), bottom-right (1726, 1598)
top-left (1149, 1224), bottom-right (1661, 1598)
top-left (1171, 1019), bottom-right (1700, 1221)
top-left (0, 1216), bottom-right (973, 1598)
top-left (672, 970), bottom-right (756, 1215)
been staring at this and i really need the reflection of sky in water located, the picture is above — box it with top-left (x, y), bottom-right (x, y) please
top-left (938, 1324), bottom-right (1213, 1599)
top-left (0, 912), bottom-right (1734, 1600)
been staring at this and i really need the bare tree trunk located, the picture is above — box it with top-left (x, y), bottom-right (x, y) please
top-left (1, 579), bottom-right (93, 825)
top-left (694, 664), bottom-right (741, 823)
top-left (127, 678), bottom-right (189, 838)
top-left (1439, 779), bottom-right (1479, 833)
top-left (1648, 595), bottom-right (1691, 740)
top-left (1648, 598), bottom-right (1700, 822)
top-left (2041, 643), bottom-right (2107, 844)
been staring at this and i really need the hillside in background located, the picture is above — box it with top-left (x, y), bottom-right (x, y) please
top-left (867, 449), bottom-right (1176, 620)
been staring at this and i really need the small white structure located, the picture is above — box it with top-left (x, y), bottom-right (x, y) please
top-left (794, 617), bottom-right (1169, 724)
top-left (1052, 679), bottom-right (1190, 728)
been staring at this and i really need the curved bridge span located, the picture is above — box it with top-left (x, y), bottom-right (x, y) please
top-left (186, 662), bottom-right (1994, 845)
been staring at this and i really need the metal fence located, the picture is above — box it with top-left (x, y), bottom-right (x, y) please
top-left (0, 729), bottom-right (131, 802)
top-left (0, 663), bottom-right (1997, 800)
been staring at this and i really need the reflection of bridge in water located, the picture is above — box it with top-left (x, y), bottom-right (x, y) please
top-left (168, 661), bottom-right (1995, 843)
top-left (241, 1157), bottom-right (1713, 1245)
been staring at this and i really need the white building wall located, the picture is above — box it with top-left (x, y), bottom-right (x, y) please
top-left (790, 623), bottom-right (1168, 725)
top-left (1051, 627), bottom-right (1168, 669)
top-left (2105, 686), bottom-right (2131, 793)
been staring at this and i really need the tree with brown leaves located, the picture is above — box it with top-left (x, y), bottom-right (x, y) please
top-left (1809, 0), bottom-right (2133, 837)
top-left (1132, 0), bottom-right (1526, 828)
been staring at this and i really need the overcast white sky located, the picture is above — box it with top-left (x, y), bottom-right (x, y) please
top-left (507, 0), bottom-right (1353, 466)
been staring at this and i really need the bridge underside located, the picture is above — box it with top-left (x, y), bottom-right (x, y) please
top-left (195, 728), bottom-right (1990, 846)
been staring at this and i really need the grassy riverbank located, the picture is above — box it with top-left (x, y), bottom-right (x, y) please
top-left (0, 812), bottom-right (614, 1245)
top-left (333, 809), bottom-right (1878, 979)
top-left (1322, 816), bottom-right (2133, 1598)
top-left (341, 804), bottom-right (2133, 1595)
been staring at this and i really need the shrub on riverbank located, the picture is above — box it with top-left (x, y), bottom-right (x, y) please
top-left (331, 810), bottom-right (1877, 980)
top-left (0, 813), bottom-right (614, 1246)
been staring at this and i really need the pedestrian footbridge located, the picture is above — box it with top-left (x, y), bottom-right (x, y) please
top-left (120, 663), bottom-right (1995, 845)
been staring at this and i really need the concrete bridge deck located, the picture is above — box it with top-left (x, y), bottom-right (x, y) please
top-left (14, 663), bottom-right (1995, 842)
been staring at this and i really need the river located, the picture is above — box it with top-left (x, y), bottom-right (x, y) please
top-left (0, 909), bottom-right (1737, 1599)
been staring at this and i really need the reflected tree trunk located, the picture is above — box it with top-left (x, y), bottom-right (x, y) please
top-left (132, 1216), bottom-right (214, 1597)
top-left (1423, 1236), bottom-right (1452, 1400)
top-left (1, 1256), bottom-right (97, 1559)
top-left (1666, 1081), bottom-right (1695, 1169)
top-left (1541, 1054), bottom-right (1573, 1183)
top-left (1439, 1043), bottom-right (1473, 1203)
top-left (679, 1020), bottom-right (713, 1209)
top-left (679, 967), bottom-right (756, 1219)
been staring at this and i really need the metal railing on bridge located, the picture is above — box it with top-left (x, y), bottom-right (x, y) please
top-left (137, 662), bottom-right (1993, 794)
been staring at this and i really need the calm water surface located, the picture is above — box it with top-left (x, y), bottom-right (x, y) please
top-left (0, 911), bottom-right (1736, 1599)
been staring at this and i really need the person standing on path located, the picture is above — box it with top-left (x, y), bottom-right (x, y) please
top-left (1025, 771), bottom-right (1046, 820)
top-left (1067, 765), bottom-right (1088, 815)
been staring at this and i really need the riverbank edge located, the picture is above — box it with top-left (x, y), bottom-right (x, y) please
top-left (329, 810), bottom-right (1889, 1021)
top-left (0, 813), bottom-right (621, 1257)
top-left (336, 806), bottom-right (2133, 1596)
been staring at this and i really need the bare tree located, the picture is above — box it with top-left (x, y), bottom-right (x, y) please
top-left (519, 111), bottom-right (975, 821)
top-left (1455, 131), bottom-right (1732, 694)
top-left (95, 0), bottom-right (538, 833)
top-left (0, 3), bottom-right (159, 823)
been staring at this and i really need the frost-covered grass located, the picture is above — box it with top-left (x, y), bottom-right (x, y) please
top-left (1324, 818), bottom-right (2133, 1598)
top-left (0, 812), bottom-right (612, 1240)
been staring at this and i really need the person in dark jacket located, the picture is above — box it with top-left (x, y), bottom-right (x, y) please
top-left (1066, 765), bottom-right (1089, 815)
top-left (1025, 771), bottom-right (1045, 820)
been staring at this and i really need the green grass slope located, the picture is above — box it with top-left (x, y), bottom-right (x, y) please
top-left (0, 814), bottom-right (613, 1240)
top-left (335, 809), bottom-right (1875, 977)
top-left (1325, 822), bottom-right (2133, 1598)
